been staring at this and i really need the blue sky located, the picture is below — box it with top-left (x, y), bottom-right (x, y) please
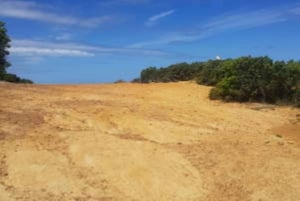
top-left (1, 0), bottom-right (300, 83)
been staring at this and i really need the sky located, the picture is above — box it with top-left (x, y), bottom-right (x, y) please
top-left (1, 0), bottom-right (300, 84)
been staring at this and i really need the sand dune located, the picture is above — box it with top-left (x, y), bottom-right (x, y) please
top-left (0, 82), bottom-right (299, 201)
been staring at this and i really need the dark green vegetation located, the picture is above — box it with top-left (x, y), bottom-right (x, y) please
top-left (140, 62), bottom-right (200, 83)
top-left (3, 73), bottom-right (33, 84)
top-left (0, 21), bottom-right (10, 80)
top-left (0, 21), bottom-right (33, 84)
top-left (114, 79), bottom-right (126, 84)
top-left (140, 57), bottom-right (300, 107)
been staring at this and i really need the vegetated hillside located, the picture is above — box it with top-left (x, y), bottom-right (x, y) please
top-left (139, 56), bottom-right (300, 106)
top-left (0, 82), bottom-right (300, 201)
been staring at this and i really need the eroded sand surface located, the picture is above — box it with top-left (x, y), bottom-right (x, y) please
top-left (0, 82), bottom-right (299, 201)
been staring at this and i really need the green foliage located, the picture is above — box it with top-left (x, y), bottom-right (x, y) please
top-left (207, 57), bottom-right (300, 105)
top-left (114, 79), bottom-right (126, 83)
top-left (131, 78), bottom-right (141, 83)
top-left (0, 21), bottom-right (33, 84)
top-left (292, 86), bottom-right (300, 107)
top-left (20, 79), bottom-right (34, 84)
top-left (140, 63), bottom-right (202, 83)
top-left (3, 73), bottom-right (20, 82)
top-left (139, 56), bottom-right (300, 107)
top-left (141, 67), bottom-right (157, 83)
top-left (212, 57), bottom-right (300, 104)
top-left (196, 60), bottom-right (223, 86)
top-left (3, 73), bottom-right (33, 83)
top-left (0, 21), bottom-right (11, 80)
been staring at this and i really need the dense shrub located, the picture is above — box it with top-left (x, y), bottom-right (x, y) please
top-left (293, 89), bottom-right (300, 107)
top-left (114, 79), bottom-right (126, 84)
top-left (140, 62), bottom-right (202, 83)
top-left (4, 73), bottom-right (33, 83)
top-left (196, 60), bottom-right (223, 86)
top-left (131, 78), bottom-right (141, 83)
top-left (211, 57), bottom-right (300, 105)
top-left (139, 56), bottom-right (300, 107)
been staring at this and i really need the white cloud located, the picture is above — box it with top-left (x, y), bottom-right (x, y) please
top-left (131, 8), bottom-right (288, 48)
top-left (129, 34), bottom-right (198, 48)
top-left (11, 47), bottom-right (95, 57)
top-left (99, 0), bottom-right (149, 6)
top-left (145, 9), bottom-right (176, 27)
top-left (10, 39), bottom-right (167, 58)
top-left (0, 0), bottom-right (113, 27)
top-left (55, 33), bottom-right (72, 41)
top-left (201, 9), bottom-right (285, 31)
top-left (22, 56), bottom-right (44, 64)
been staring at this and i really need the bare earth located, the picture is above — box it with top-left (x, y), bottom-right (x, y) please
top-left (0, 82), bottom-right (299, 201)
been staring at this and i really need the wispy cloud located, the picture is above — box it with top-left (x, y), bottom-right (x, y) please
top-left (22, 56), bottom-right (45, 64)
top-left (0, 0), bottom-right (113, 27)
top-left (290, 7), bottom-right (300, 15)
top-left (10, 39), bottom-right (167, 58)
top-left (131, 7), bottom-right (292, 48)
top-left (99, 0), bottom-right (150, 6)
top-left (55, 33), bottom-right (73, 41)
top-left (11, 47), bottom-right (95, 57)
top-left (145, 9), bottom-right (176, 27)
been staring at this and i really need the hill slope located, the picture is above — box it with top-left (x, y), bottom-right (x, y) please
top-left (0, 82), bottom-right (299, 201)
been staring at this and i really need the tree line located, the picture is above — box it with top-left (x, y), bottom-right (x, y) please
top-left (0, 21), bottom-right (33, 84)
top-left (139, 57), bottom-right (300, 107)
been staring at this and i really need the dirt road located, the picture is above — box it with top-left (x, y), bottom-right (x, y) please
top-left (0, 82), bottom-right (299, 201)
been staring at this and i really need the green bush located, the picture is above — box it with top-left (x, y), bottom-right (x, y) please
top-left (4, 73), bottom-right (20, 83)
top-left (131, 78), bottom-right (141, 83)
top-left (114, 79), bottom-right (126, 84)
top-left (205, 57), bottom-right (300, 105)
top-left (19, 79), bottom-right (34, 84)
top-left (139, 56), bottom-right (300, 107)
top-left (3, 73), bottom-right (33, 83)
top-left (293, 88), bottom-right (300, 107)
top-left (140, 62), bottom-right (201, 83)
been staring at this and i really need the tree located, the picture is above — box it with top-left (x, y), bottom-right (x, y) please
top-left (196, 60), bottom-right (223, 85)
top-left (0, 21), bottom-right (33, 83)
top-left (141, 67), bottom-right (157, 83)
top-left (3, 73), bottom-right (33, 83)
top-left (0, 21), bottom-right (11, 80)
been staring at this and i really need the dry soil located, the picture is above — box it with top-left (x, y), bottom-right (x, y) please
top-left (0, 82), bottom-right (299, 201)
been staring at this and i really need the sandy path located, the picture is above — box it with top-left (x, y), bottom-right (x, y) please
top-left (0, 82), bottom-right (299, 201)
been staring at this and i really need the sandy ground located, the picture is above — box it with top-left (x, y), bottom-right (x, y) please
top-left (0, 81), bottom-right (299, 201)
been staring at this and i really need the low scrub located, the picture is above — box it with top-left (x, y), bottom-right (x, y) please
top-left (139, 56), bottom-right (300, 107)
